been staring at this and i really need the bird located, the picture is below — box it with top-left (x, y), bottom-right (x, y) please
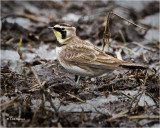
top-left (49, 23), bottom-right (148, 80)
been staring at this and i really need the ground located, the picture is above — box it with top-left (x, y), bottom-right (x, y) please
top-left (1, 1), bottom-right (160, 127)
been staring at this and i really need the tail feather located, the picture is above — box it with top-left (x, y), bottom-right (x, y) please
top-left (119, 64), bottom-right (148, 69)
top-left (119, 62), bottom-right (148, 70)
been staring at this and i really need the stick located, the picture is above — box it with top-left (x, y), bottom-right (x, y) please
top-left (28, 66), bottom-right (43, 88)
top-left (111, 12), bottom-right (146, 30)
top-left (111, 45), bottom-right (139, 56)
top-left (132, 42), bottom-right (156, 52)
top-left (5, 38), bottom-right (14, 44)
top-left (66, 93), bottom-right (86, 103)
top-left (108, 110), bottom-right (129, 120)
top-left (27, 65), bottom-right (46, 107)
top-left (102, 12), bottom-right (111, 51)
top-left (1, 13), bottom-right (48, 24)
top-left (16, 14), bottom-right (48, 24)
top-left (0, 96), bottom-right (20, 112)
top-left (129, 115), bottom-right (160, 119)
top-left (121, 92), bottom-right (133, 99)
top-left (115, 50), bottom-right (123, 60)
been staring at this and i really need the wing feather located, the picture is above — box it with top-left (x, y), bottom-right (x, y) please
top-left (63, 43), bottom-right (123, 69)
top-left (64, 45), bottom-right (97, 63)
top-left (59, 37), bottom-right (147, 72)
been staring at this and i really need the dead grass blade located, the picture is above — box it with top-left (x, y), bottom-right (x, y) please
top-left (28, 66), bottom-right (43, 89)
top-left (102, 11), bottom-right (146, 52)
top-left (108, 110), bottom-right (129, 121)
top-left (0, 96), bottom-right (20, 112)
top-left (115, 50), bottom-right (123, 60)
top-left (66, 93), bottom-right (86, 103)
top-left (129, 115), bottom-right (160, 119)
top-left (132, 42), bottom-right (156, 52)
top-left (102, 12), bottom-right (111, 51)
top-left (17, 13), bottom-right (49, 24)
top-left (111, 12), bottom-right (146, 30)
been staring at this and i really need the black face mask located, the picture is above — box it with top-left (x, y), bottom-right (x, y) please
top-left (53, 27), bottom-right (66, 39)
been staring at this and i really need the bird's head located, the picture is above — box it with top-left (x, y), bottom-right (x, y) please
top-left (49, 23), bottom-right (76, 44)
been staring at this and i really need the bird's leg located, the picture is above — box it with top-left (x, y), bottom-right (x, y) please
top-left (75, 75), bottom-right (78, 81)
top-left (75, 75), bottom-right (81, 84)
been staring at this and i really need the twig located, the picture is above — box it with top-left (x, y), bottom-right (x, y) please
top-left (108, 110), bottom-right (129, 120)
top-left (28, 66), bottom-right (43, 88)
top-left (94, 107), bottom-right (111, 118)
top-left (16, 13), bottom-right (49, 24)
top-left (111, 45), bottom-right (139, 56)
top-left (50, 96), bottom-right (59, 115)
top-left (129, 115), bottom-right (160, 119)
top-left (132, 42), bottom-right (156, 52)
top-left (46, 90), bottom-right (59, 119)
top-left (2, 113), bottom-right (7, 127)
top-left (130, 72), bottom-right (148, 108)
top-left (142, 72), bottom-right (148, 86)
top-left (145, 92), bottom-right (158, 107)
top-left (1, 13), bottom-right (49, 24)
top-left (66, 93), bottom-right (86, 103)
top-left (130, 92), bottom-right (143, 107)
top-left (30, 81), bottom-right (46, 91)
top-left (4, 38), bottom-right (14, 44)
top-left (0, 73), bottom-right (10, 78)
top-left (102, 12), bottom-right (111, 51)
top-left (30, 107), bottom-right (39, 127)
top-left (141, 53), bottom-right (148, 62)
top-left (27, 65), bottom-right (46, 108)
top-left (121, 92), bottom-right (133, 99)
top-left (111, 12), bottom-right (146, 30)
top-left (115, 50), bottom-right (123, 60)
top-left (134, 90), bottom-right (145, 109)
top-left (0, 96), bottom-right (20, 112)
top-left (31, 84), bottom-right (39, 90)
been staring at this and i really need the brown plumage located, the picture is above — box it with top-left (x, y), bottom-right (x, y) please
top-left (50, 23), bottom-right (148, 77)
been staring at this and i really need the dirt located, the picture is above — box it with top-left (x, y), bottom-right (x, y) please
top-left (1, 1), bottom-right (160, 127)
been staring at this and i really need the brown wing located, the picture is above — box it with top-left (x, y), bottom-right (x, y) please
top-left (63, 42), bottom-right (124, 69)
top-left (60, 35), bottom-right (148, 71)
top-left (63, 44), bottom-right (97, 63)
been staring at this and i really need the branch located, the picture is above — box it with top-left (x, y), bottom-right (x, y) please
top-left (102, 12), bottom-right (111, 51)
top-left (111, 12), bottom-right (146, 30)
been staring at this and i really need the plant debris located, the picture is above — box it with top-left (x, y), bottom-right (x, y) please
top-left (1, 1), bottom-right (159, 127)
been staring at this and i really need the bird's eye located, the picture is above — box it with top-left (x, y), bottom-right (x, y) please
top-left (61, 28), bottom-right (65, 31)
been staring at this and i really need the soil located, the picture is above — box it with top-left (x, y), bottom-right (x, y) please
top-left (1, 1), bottom-right (160, 127)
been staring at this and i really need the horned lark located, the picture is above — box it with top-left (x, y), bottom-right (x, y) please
top-left (49, 23), bottom-right (147, 77)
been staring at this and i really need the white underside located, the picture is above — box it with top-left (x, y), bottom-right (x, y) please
top-left (56, 47), bottom-right (62, 59)
top-left (61, 63), bottom-right (93, 76)
top-left (56, 47), bottom-right (93, 76)
top-left (56, 47), bottom-right (112, 77)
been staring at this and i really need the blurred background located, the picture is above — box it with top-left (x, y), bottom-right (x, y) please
top-left (1, 1), bottom-right (160, 127)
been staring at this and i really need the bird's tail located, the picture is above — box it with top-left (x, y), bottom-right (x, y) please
top-left (119, 62), bottom-right (148, 70)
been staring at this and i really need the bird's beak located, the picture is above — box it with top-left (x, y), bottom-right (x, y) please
top-left (48, 27), bottom-right (54, 30)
